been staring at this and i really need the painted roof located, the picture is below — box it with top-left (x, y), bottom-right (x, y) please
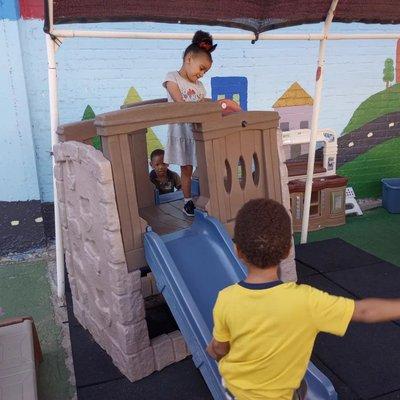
top-left (273, 82), bottom-right (314, 108)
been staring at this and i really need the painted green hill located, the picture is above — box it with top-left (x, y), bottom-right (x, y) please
top-left (337, 136), bottom-right (400, 198)
top-left (343, 83), bottom-right (400, 134)
top-left (123, 87), bottom-right (163, 157)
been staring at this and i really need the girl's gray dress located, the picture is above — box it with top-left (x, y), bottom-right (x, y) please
top-left (163, 71), bottom-right (206, 167)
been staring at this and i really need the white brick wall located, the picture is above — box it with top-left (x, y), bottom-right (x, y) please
top-left (9, 20), bottom-right (400, 202)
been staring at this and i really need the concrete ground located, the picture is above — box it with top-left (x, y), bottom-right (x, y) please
top-left (0, 246), bottom-right (76, 400)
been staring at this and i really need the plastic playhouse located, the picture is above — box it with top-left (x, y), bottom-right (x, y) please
top-left (54, 99), bottom-right (337, 399)
top-left (281, 128), bottom-right (348, 231)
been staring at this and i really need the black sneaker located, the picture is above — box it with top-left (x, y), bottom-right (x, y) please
top-left (183, 200), bottom-right (195, 217)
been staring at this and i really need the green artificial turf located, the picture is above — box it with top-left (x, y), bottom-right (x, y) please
top-left (0, 261), bottom-right (74, 400)
top-left (343, 83), bottom-right (400, 134)
top-left (295, 207), bottom-right (400, 267)
top-left (337, 136), bottom-right (400, 198)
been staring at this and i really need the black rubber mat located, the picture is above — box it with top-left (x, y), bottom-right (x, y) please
top-left (296, 260), bottom-right (319, 279)
top-left (295, 238), bottom-right (381, 273)
top-left (77, 358), bottom-right (212, 400)
top-left (69, 323), bottom-right (124, 388)
top-left (325, 262), bottom-right (400, 298)
top-left (373, 392), bottom-right (400, 399)
top-left (64, 271), bottom-right (210, 399)
top-left (301, 264), bottom-right (400, 399)
top-left (67, 239), bottom-right (400, 400)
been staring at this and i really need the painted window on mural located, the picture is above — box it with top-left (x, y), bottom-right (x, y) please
top-left (211, 77), bottom-right (248, 110)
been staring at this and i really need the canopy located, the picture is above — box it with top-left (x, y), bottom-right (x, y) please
top-left (45, 0), bottom-right (400, 34)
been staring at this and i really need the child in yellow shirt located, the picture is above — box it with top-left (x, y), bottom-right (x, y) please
top-left (207, 198), bottom-right (400, 400)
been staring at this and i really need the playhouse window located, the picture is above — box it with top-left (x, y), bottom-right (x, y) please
top-left (300, 121), bottom-right (309, 129)
top-left (280, 122), bottom-right (290, 131)
top-left (331, 191), bottom-right (343, 213)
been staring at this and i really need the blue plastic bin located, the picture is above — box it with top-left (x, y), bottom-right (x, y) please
top-left (382, 178), bottom-right (400, 213)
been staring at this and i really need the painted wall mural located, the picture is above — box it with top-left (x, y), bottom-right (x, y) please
top-left (2, 0), bottom-right (400, 253)
top-left (272, 39), bottom-right (400, 199)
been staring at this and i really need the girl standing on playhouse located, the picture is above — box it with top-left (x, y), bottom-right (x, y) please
top-left (163, 30), bottom-right (216, 216)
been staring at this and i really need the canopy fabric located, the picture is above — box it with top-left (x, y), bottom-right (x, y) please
top-left (45, 0), bottom-right (400, 34)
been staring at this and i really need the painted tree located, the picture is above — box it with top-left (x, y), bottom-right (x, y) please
top-left (123, 87), bottom-right (163, 157)
top-left (81, 105), bottom-right (101, 150)
top-left (383, 58), bottom-right (394, 88)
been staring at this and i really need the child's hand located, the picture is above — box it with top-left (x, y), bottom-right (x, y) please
top-left (217, 99), bottom-right (242, 116)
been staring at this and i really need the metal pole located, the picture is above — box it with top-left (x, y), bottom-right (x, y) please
top-left (46, 33), bottom-right (65, 300)
top-left (49, 29), bottom-right (400, 41)
top-left (300, 0), bottom-right (340, 243)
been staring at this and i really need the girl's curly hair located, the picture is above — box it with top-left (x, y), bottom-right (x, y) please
top-left (234, 199), bottom-right (292, 268)
top-left (183, 30), bottom-right (217, 60)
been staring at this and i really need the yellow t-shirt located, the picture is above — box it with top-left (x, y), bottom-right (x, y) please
top-left (213, 281), bottom-right (355, 400)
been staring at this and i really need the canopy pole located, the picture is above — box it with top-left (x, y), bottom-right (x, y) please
top-left (49, 30), bottom-right (400, 41)
top-left (46, 33), bottom-right (65, 300)
top-left (48, 0), bottom-right (54, 32)
top-left (300, 0), bottom-right (339, 244)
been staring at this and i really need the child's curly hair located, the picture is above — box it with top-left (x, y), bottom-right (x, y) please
top-left (234, 199), bottom-right (292, 268)
top-left (183, 30), bottom-right (217, 61)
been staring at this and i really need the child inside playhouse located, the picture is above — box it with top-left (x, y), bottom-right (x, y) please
top-left (207, 198), bottom-right (400, 400)
top-left (149, 149), bottom-right (181, 195)
top-left (163, 30), bottom-right (216, 216)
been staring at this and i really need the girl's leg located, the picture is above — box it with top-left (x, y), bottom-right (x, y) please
top-left (181, 165), bottom-right (193, 199)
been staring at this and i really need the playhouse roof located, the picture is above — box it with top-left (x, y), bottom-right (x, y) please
top-left (273, 82), bottom-right (314, 108)
top-left (45, 0), bottom-right (400, 34)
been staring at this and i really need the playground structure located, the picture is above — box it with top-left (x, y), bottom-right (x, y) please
top-left (288, 175), bottom-right (348, 232)
top-left (282, 128), bottom-right (338, 179)
top-left (54, 99), bottom-right (298, 384)
top-left (280, 128), bottom-right (347, 231)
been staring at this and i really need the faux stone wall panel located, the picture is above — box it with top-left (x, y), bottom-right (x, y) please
top-left (168, 330), bottom-right (189, 362)
top-left (151, 334), bottom-right (175, 371)
top-left (53, 141), bottom-right (154, 380)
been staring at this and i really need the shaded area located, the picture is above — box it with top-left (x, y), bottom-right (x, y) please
top-left (139, 199), bottom-right (193, 235)
top-left (65, 273), bottom-right (210, 399)
top-left (0, 260), bottom-right (74, 400)
top-left (296, 239), bottom-right (400, 399)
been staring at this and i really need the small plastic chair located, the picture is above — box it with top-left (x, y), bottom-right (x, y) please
top-left (345, 187), bottom-right (363, 216)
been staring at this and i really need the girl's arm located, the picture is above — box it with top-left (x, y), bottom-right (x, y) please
top-left (206, 338), bottom-right (230, 361)
top-left (165, 81), bottom-right (184, 102)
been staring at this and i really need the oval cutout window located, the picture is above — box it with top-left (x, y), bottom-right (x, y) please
top-left (252, 153), bottom-right (260, 186)
top-left (224, 159), bottom-right (232, 193)
top-left (237, 156), bottom-right (246, 190)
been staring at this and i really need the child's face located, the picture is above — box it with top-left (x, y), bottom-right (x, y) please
top-left (184, 53), bottom-right (212, 83)
top-left (150, 155), bottom-right (168, 178)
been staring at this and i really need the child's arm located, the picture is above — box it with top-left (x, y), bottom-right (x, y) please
top-left (165, 81), bottom-right (184, 102)
top-left (353, 298), bottom-right (400, 323)
top-left (207, 338), bottom-right (230, 361)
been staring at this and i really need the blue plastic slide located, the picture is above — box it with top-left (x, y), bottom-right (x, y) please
top-left (144, 211), bottom-right (337, 400)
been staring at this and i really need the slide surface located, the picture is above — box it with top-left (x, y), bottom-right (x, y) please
top-left (144, 211), bottom-right (337, 400)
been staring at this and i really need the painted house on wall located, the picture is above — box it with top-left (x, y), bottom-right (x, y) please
top-left (273, 82), bottom-right (313, 132)
top-left (273, 82), bottom-right (314, 160)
